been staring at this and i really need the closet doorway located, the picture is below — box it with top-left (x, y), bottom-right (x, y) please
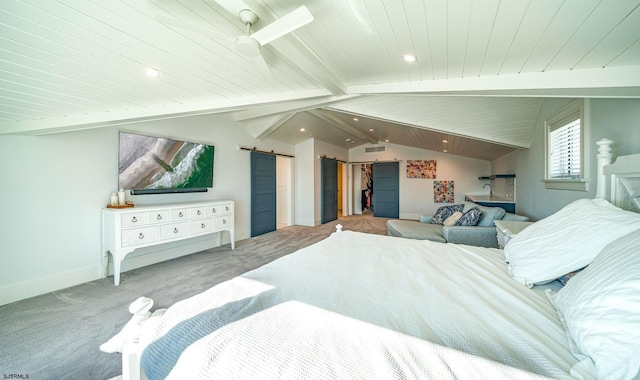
top-left (250, 151), bottom-right (293, 237)
top-left (351, 162), bottom-right (398, 217)
top-left (276, 155), bottom-right (293, 229)
top-left (372, 162), bottom-right (399, 218)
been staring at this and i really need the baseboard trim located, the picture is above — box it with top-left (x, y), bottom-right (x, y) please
top-left (0, 266), bottom-right (99, 306)
top-left (1, 230), bottom-right (249, 306)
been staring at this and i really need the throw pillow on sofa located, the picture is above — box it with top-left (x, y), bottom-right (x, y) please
top-left (456, 207), bottom-right (483, 226)
top-left (461, 202), bottom-right (506, 227)
top-left (443, 211), bottom-right (463, 226)
top-left (431, 204), bottom-right (464, 225)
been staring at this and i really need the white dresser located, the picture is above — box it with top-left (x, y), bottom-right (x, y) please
top-left (101, 200), bottom-right (234, 285)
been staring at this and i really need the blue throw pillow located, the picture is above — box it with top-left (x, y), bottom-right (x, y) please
top-left (456, 207), bottom-right (483, 226)
top-left (431, 204), bottom-right (464, 225)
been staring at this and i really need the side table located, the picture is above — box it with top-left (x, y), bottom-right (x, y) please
top-left (495, 220), bottom-right (535, 249)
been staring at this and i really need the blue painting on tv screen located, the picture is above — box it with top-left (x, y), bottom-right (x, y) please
top-left (118, 132), bottom-right (214, 192)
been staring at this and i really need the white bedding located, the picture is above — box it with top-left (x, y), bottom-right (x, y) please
top-left (139, 231), bottom-right (584, 379)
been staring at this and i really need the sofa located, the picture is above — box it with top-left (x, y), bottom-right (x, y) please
top-left (386, 201), bottom-right (529, 248)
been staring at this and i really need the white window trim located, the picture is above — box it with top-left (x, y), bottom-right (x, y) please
top-left (543, 99), bottom-right (590, 191)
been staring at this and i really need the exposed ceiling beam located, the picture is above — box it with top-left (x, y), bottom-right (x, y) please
top-left (402, 87), bottom-right (640, 98)
top-left (240, 0), bottom-right (346, 95)
top-left (308, 109), bottom-right (378, 144)
top-left (0, 89), bottom-right (331, 136)
top-left (266, 37), bottom-right (346, 96)
top-left (233, 94), bottom-right (360, 122)
top-left (245, 113), bottom-right (295, 139)
top-left (347, 66), bottom-right (640, 97)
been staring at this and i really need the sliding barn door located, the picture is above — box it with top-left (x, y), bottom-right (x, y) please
top-left (373, 162), bottom-right (399, 218)
top-left (321, 158), bottom-right (338, 224)
top-left (251, 152), bottom-right (276, 237)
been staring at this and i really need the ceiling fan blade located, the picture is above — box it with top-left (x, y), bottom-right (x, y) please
top-left (252, 55), bottom-right (274, 79)
top-left (250, 6), bottom-right (314, 46)
top-left (154, 14), bottom-right (230, 40)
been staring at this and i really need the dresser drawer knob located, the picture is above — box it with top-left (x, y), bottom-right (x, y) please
top-left (197, 210), bottom-right (201, 215)
top-left (157, 214), bottom-right (162, 220)
top-left (138, 233), bottom-right (144, 239)
top-left (225, 206), bottom-right (229, 211)
top-left (201, 223), bottom-right (206, 228)
top-left (132, 216), bottom-right (137, 223)
top-left (212, 208), bottom-right (217, 213)
top-left (178, 212), bottom-right (183, 217)
top-left (173, 228), bottom-right (178, 233)
top-left (222, 219), bottom-right (227, 224)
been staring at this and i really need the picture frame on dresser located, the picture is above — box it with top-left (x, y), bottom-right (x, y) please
top-left (101, 200), bottom-right (234, 285)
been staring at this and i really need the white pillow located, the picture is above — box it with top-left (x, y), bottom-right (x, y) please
top-left (504, 198), bottom-right (640, 286)
top-left (553, 229), bottom-right (640, 380)
top-left (442, 211), bottom-right (463, 226)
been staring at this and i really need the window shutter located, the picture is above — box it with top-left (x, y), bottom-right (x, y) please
top-left (548, 118), bottom-right (581, 179)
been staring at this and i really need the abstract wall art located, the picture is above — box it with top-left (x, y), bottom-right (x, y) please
top-left (406, 160), bottom-right (436, 178)
top-left (434, 180), bottom-right (455, 203)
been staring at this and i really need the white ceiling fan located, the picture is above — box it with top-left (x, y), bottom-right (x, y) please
top-left (154, 1), bottom-right (314, 79)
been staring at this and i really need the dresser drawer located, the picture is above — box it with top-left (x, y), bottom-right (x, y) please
top-left (121, 212), bottom-right (147, 227)
top-left (121, 226), bottom-right (157, 247)
top-left (208, 203), bottom-right (233, 217)
top-left (171, 208), bottom-right (191, 221)
top-left (159, 222), bottom-right (190, 240)
top-left (191, 218), bottom-right (214, 235)
top-left (190, 206), bottom-right (207, 219)
top-left (215, 215), bottom-right (232, 229)
top-left (148, 210), bottom-right (170, 224)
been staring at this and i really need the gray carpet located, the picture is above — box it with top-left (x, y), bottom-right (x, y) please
top-left (0, 214), bottom-right (388, 380)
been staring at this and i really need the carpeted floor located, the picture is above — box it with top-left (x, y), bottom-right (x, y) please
top-left (0, 214), bottom-right (389, 380)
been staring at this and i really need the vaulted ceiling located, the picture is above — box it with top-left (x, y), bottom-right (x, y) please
top-left (2, 0), bottom-right (639, 160)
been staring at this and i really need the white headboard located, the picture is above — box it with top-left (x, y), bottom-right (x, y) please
top-left (596, 138), bottom-right (640, 212)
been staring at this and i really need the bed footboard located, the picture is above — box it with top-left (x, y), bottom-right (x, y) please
top-left (122, 342), bottom-right (146, 380)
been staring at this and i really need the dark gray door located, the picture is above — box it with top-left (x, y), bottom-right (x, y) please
top-left (321, 158), bottom-right (338, 224)
top-left (373, 162), bottom-right (399, 218)
top-left (251, 152), bottom-right (276, 237)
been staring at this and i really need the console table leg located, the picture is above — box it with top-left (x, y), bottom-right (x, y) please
top-left (114, 254), bottom-right (122, 286)
top-left (101, 249), bottom-right (109, 278)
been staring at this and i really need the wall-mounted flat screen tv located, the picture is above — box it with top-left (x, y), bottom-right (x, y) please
top-left (118, 132), bottom-right (214, 194)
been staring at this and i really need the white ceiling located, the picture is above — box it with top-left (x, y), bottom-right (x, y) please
top-left (1, 0), bottom-right (639, 160)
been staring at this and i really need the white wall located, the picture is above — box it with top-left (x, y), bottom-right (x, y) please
top-left (349, 142), bottom-right (491, 219)
top-left (492, 98), bottom-right (640, 221)
top-left (0, 114), bottom-right (294, 305)
top-left (294, 139), bottom-right (315, 226)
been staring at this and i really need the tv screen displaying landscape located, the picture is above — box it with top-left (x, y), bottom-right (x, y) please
top-left (118, 132), bottom-right (214, 192)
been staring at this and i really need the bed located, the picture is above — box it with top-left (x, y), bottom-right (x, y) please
top-left (114, 139), bottom-right (640, 380)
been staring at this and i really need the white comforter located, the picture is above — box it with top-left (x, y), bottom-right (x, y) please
top-left (139, 231), bottom-right (583, 379)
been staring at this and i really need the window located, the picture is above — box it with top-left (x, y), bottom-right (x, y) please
top-left (544, 99), bottom-right (589, 191)
top-left (548, 119), bottom-right (581, 179)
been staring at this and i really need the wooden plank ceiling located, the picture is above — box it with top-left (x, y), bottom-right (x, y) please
top-left (1, 0), bottom-right (639, 160)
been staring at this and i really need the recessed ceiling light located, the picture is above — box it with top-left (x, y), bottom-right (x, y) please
top-left (403, 54), bottom-right (417, 63)
top-left (442, 139), bottom-right (448, 143)
top-left (369, 128), bottom-right (374, 132)
top-left (384, 139), bottom-right (389, 142)
top-left (300, 128), bottom-right (305, 132)
top-left (145, 67), bottom-right (159, 77)
top-left (443, 149), bottom-right (448, 153)
top-left (345, 138), bottom-right (351, 142)
top-left (353, 117), bottom-right (359, 121)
